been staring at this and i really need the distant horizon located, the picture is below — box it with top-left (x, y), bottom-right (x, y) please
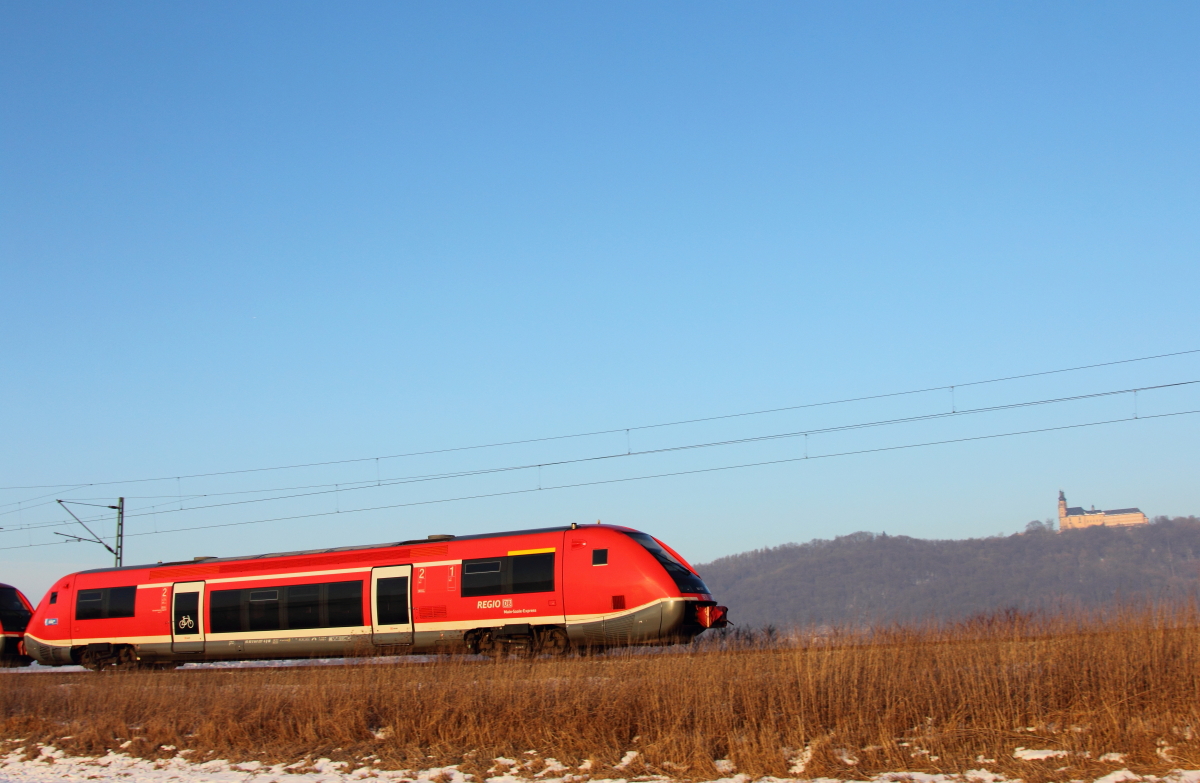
top-left (698, 511), bottom-right (1200, 565)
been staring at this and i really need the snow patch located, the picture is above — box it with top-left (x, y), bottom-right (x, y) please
top-left (1094, 770), bottom-right (1142, 783)
top-left (614, 751), bottom-right (639, 770)
top-left (962, 771), bottom-right (1008, 783)
top-left (786, 745), bottom-right (814, 775)
top-left (1012, 747), bottom-right (1069, 761)
top-left (833, 750), bottom-right (858, 767)
top-left (535, 759), bottom-right (568, 777)
top-left (3, 745), bottom-right (1200, 783)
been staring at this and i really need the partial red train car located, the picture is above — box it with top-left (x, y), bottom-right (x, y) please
top-left (24, 523), bottom-right (728, 670)
top-left (1, 582), bottom-right (35, 667)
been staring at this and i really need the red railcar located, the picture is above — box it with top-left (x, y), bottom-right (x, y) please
top-left (24, 523), bottom-right (728, 670)
top-left (1, 582), bottom-right (35, 667)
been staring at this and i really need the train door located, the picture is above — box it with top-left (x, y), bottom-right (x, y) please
top-left (171, 581), bottom-right (206, 653)
top-left (370, 566), bottom-right (413, 646)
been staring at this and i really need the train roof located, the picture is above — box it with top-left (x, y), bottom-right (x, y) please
top-left (75, 523), bottom-right (638, 576)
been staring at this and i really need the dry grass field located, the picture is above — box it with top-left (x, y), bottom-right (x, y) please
top-left (3, 607), bottom-right (1198, 781)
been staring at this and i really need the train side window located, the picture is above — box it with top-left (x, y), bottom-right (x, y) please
top-left (511, 553), bottom-right (554, 593)
top-left (76, 590), bottom-right (104, 620)
top-left (462, 559), bottom-right (503, 597)
top-left (108, 586), bottom-right (136, 618)
top-left (210, 590), bottom-right (242, 633)
top-left (248, 589), bottom-right (281, 632)
top-left (375, 577), bottom-right (409, 625)
top-left (592, 549), bottom-right (608, 566)
top-left (215, 581), bottom-right (368, 634)
top-left (75, 586), bottom-right (136, 620)
top-left (326, 580), bottom-right (364, 627)
top-left (286, 584), bottom-right (321, 630)
top-left (49, 592), bottom-right (58, 605)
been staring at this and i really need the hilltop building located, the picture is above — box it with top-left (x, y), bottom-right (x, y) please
top-left (1058, 490), bottom-right (1148, 531)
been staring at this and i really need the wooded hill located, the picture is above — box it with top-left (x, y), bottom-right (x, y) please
top-left (696, 516), bottom-right (1200, 629)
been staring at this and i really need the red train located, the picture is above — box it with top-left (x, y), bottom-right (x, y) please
top-left (23, 523), bottom-right (728, 670)
top-left (1, 582), bottom-right (35, 667)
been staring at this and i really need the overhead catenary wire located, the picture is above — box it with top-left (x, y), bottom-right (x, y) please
top-left (80, 378), bottom-right (1200, 520)
top-left (0, 407), bottom-right (1195, 553)
top-left (2, 379), bottom-right (1194, 535)
top-left (0, 486), bottom-right (92, 517)
top-left (2, 347), bottom-right (1197, 493)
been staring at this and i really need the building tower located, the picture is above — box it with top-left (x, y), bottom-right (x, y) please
top-left (1058, 490), bottom-right (1068, 530)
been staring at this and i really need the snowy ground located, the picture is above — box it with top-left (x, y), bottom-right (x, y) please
top-left (1, 747), bottom-right (1198, 783)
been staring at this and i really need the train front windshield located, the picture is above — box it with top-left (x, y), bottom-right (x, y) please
top-left (0, 587), bottom-right (31, 632)
top-left (623, 532), bottom-right (712, 595)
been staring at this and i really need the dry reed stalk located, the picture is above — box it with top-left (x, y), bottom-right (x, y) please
top-left (1, 606), bottom-right (1196, 781)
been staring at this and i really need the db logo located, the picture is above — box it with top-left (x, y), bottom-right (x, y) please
top-left (477, 599), bottom-right (514, 609)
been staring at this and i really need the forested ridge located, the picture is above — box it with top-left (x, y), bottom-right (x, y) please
top-left (696, 516), bottom-right (1200, 629)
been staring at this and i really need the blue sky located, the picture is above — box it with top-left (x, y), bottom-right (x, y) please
top-left (3, 3), bottom-right (1198, 600)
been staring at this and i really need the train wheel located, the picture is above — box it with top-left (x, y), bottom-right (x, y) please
top-left (538, 627), bottom-right (570, 657)
top-left (477, 632), bottom-right (504, 660)
top-left (114, 647), bottom-right (139, 671)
